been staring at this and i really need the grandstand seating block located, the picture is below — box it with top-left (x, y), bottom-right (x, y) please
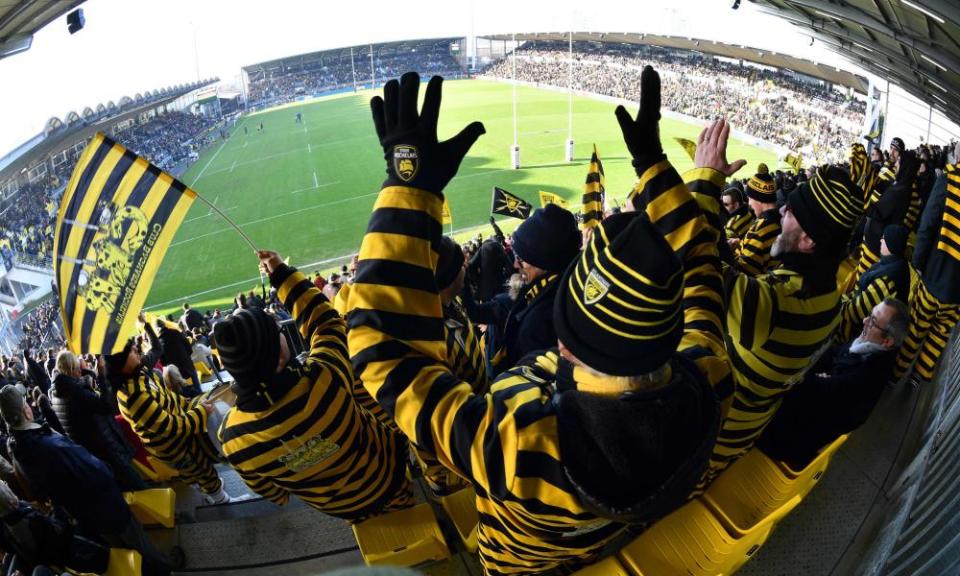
top-left (123, 488), bottom-right (176, 528)
top-left (617, 497), bottom-right (800, 576)
top-left (352, 502), bottom-right (451, 567)
top-left (437, 486), bottom-right (480, 553)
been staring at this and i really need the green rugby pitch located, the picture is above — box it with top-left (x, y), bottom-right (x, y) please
top-left (145, 79), bottom-right (777, 315)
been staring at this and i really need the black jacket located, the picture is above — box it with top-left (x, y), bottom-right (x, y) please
top-left (179, 308), bottom-right (206, 332)
top-left (490, 275), bottom-right (561, 377)
top-left (50, 372), bottom-right (133, 473)
top-left (913, 172), bottom-right (960, 303)
top-left (158, 326), bottom-right (194, 374)
top-left (758, 343), bottom-right (896, 468)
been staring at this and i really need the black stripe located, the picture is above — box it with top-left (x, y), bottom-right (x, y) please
top-left (414, 371), bottom-right (463, 455)
top-left (351, 339), bottom-right (412, 377)
top-left (375, 355), bottom-right (436, 417)
top-left (347, 308), bottom-right (444, 342)
top-left (365, 206), bottom-right (440, 242)
top-left (355, 259), bottom-right (437, 294)
top-left (739, 277), bottom-right (761, 349)
top-left (57, 137), bottom-right (116, 259)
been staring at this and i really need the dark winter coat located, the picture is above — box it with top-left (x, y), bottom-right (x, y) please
top-left (8, 425), bottom-right (132, 536)
top-left (758, 343), bottom-right (896, 468)
top-left (50, 372), bottom-right (134, 473)
top-left (157, 326), bottom-right (194, 375)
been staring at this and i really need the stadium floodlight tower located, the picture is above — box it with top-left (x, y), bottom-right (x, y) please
top-left (511, 33), bottom-right (520, 169)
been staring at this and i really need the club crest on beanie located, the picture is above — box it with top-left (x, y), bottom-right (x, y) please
top-left (554, 211), bottom-right (683, 376)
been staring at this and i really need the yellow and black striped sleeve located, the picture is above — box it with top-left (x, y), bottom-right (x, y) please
top-left (347, 186), bottom-right (497, 480)
top-left (271, 264), bottom-right (353, 382)
top-left (627, 163), bottom-right (731, 405)
top-left (725, 211), bottom-right (754, 240)
top-left (118, 375), bottom-right (206, 440)
top-left (734, 215), bottom-right (780, 276)
top-left (236, 467), bottom-right (289, 506)
top-left (839, 276), bottom-right (896, 342)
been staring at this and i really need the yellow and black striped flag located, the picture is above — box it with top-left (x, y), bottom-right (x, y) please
top-left (491, 186), bottom-right (532, 220)
top-left (674, 137), bottom-right (697, 161)
top-left (441, 197), bottom-right (453, 226)
top-left (539, 190), bottom-right (569, 209)
top-left (54, 133), bottom-right (197, 355)
top-left (581, 144), bottom-right (605, 230)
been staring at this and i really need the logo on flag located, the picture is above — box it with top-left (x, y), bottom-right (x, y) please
top-left (491, 186), bottom-right (532, 219)
top-left (54, 133), bottom-right (197, 355)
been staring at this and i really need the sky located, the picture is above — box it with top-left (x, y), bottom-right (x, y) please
top-left (0, 0), bottom-right (863, 156)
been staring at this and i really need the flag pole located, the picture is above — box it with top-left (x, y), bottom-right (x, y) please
top-left (191, 192), bottom-right (259, 253)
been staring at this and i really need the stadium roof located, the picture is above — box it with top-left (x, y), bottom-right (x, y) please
top-left (748, 0), bottom-right (960, 126)
top-left (0, 0), bottom-right (85, 60)
top-left (0, 79), bottom-right (216, 181)
top-left (242, 36), bottom-right (465, 73)
top-left (481, 32), bottom-right (869, 93)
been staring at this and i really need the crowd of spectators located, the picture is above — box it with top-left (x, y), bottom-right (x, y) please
top-left (0, 111), bottom-right (218, 272)
top-left (483, 41), bottom-right (865, 163)
top-left (247, 43), bottom-right (464, 107)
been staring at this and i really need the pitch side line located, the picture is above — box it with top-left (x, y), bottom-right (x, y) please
top-left (193, 137), bottom-right (230, 182)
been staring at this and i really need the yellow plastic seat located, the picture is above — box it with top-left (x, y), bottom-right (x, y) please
top-left (704, 436), bottom-right (846, 536)
top-left (131, 455), bottom-right (180, 483)
top-left (352, 502), bottom-right (451, 567)
top-left (572, 555), bottom-right (633, 575)
top-left (437, 487), bottom-right (479, 552)
top-left (617, 497), bottom-right (800, 576)
top-left (105, 548), bottom-right (142, 576)
top-left (123, 488), bottom-right (176, 528)
top-left (777, 434), bottom-right (848, 480)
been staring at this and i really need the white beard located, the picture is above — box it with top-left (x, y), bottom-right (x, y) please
top-left (849, 336), bottom-right (888, 355)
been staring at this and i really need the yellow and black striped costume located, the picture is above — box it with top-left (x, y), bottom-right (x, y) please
top-left (733, 209), bottom-right (781, 276)
top-left (219, 265), bottom-right (414, 522)
top-left (348, 155), bottom-right (731, 574)
top-left (724, 206), bottom-right (755, 240)
top-left (896, 164), bottom-right (960, 381)
top-left (709, 259), bottom-right (841, 478)
top-left (838, 267), bottom-right (905, 342)
top-left (117, 371), bottom-right (221, 494)
top-left (444, 298), bottom-right (488, 393)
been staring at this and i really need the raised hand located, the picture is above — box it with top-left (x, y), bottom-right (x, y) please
top-left (370, 72), bottom-right (486, 196)
top-left (694, 118), bottom-right (746, 177)
top-left (258, 250), bottom-right (283, 275)
top-left (614, 65), bottom-right (664, 172)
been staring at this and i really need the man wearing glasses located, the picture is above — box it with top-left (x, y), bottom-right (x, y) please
top-left (758, 298), bottom-right (910, 469)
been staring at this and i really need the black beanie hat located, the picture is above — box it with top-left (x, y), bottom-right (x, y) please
top-left (890, 137), bottom-right (905, 153)
top-left (787, 165), bottom-right (862, 250)
top-left (512, 204), bottom-right (581, 272)
top-left (213, 308), bottom-right (281, 387)
top-left (436, 236), bottom-right (465, 290)
top-left (554, 212), bottom-right (683, 376)
top-left (882, 224), bottom-right (909, 257)
top-left (746, 172), bottom-right (777, 203)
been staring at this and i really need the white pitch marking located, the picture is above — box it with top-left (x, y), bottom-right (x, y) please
top-left (313, 171), bottom-right (319, 188)
top-left (290, 180), bottom-right (340, 194)
top-left (307, 142), bottom-right (311, 154)
top-left (230, 161), bottom-right (237, 172)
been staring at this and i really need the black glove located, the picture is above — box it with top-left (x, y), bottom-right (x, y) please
top-left (614, 66), bottom-right (665, 175)
top-left (370, 72), bottom-right (485, 197)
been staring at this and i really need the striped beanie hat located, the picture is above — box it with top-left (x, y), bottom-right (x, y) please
top-left (746, 172), bottom-right (777, 203)
top-left (553, 212), bottom-right (683, 376)
top-left (213, 308), bottom-right (281, 388)
top-left (788, 165), bottom-right (862, 250)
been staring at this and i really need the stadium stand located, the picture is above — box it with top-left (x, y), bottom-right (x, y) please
top-left (2, 10), bottom-right (960, 571)
top-left (482, 40), bottom-right (865, 163)
top-left (243, 38), bottom-right (467, 108)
